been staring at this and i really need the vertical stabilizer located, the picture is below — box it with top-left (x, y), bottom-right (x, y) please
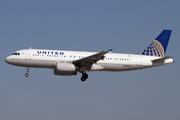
top-left (141, 30), bottom-right (172, 57)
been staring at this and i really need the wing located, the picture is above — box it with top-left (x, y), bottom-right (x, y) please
top-left (73, 49), bottom-right (112, 71)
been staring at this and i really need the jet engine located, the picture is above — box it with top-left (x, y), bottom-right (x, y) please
top-left (54, 62), bottom-right (77, 76)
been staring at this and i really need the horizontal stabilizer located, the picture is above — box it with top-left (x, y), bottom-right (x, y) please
top-left (151, 56), bottom-right (172, 63)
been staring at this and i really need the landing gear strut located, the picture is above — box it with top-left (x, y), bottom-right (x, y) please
top-left (25, 67), bottom-right (29, 77)
top-left (81, 73), bottom-right (88, 82)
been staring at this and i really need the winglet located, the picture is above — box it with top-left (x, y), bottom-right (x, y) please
top-left (108, 49), bottom-right (113, 53)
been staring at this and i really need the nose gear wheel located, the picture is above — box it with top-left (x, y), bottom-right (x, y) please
top-left (25, 67), bottom-right (30, 77)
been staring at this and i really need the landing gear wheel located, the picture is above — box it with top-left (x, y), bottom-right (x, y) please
top-left (25, 73), bottom-right (29, 77)
top-left (81, 73), bottom-right (88, 82)
top-left (25, 67), bottom-right (30, 77)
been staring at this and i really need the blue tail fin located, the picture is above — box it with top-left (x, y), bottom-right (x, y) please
top-left (140, 29), bottom-right (172, 57)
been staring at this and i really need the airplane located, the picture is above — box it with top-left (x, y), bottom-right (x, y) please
top-left (5, 29), bottom-right (174, 82)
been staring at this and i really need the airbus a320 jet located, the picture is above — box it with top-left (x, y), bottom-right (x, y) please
top-left (5, 30), bottom-right (174, 82)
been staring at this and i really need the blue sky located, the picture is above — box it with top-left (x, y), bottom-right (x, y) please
top-left (1, 0), bottom-right (180, 120)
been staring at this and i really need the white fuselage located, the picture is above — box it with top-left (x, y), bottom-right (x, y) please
top-left (5, 49), bottom-right (174, 72)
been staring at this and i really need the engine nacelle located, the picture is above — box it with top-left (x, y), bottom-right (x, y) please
top-left (54, 62), bottom-right (77, 76)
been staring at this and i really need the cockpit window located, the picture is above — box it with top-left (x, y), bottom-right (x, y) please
top-left (12, 53), bottom-right (20, 55)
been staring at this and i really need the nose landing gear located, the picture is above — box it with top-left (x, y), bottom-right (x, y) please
top-left (25, 67), bottom-right (29, 77)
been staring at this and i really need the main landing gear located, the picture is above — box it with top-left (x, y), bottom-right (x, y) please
top-left (25, 67), bottom-right (29, 77)
top-left (81, 73), bottom-right (88, 82)
top-left (79, 66), bottom-right (88, 82)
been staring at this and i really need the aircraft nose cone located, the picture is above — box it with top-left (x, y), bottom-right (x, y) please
top-left (5, 57), bottom-right (11, 64)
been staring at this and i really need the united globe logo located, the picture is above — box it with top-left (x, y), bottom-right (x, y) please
top-left (141, 40), bottom-right (164, 57)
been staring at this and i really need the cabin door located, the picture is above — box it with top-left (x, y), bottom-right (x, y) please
top-left (136, 56), bottom-right (141, 66)
top-left (26, 50), bottom-right (31, 60)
